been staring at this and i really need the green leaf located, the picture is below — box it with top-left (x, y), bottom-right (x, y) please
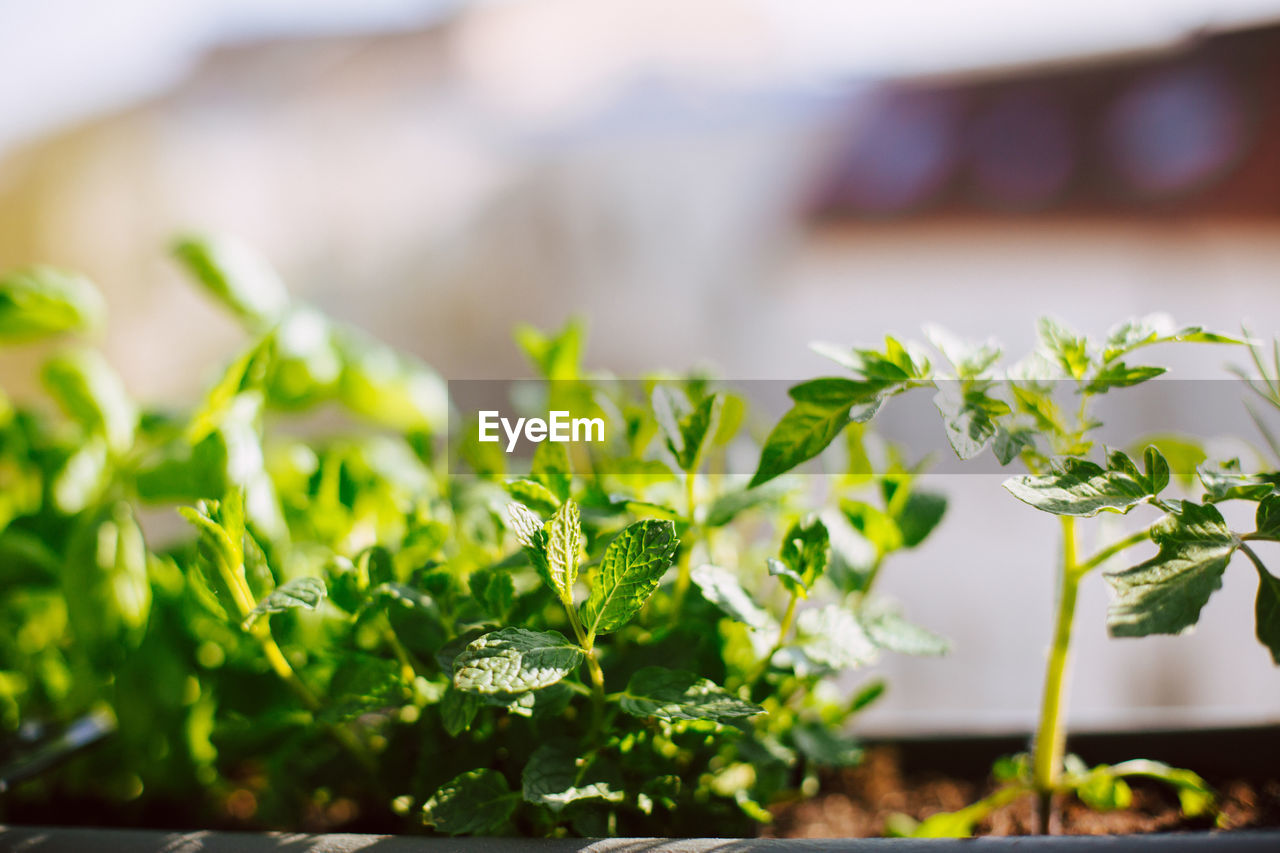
top-left (1253, 494), bottom-right (1280, 542)
top-left (134, 431), bottom-right (231, 503)
top-left (502, 478), bottom-right (560, 514)
top-left (0, 266), bottom-right (105, 342)
top-left (514, 318), bottom-right (583, 380)
top-left (1004, 455), bottom-right (1154, 517)
top-left (1254, 559), bottom-right (1280, 665)
top-left (924, 324), bottom-right (1000, 378)
top-left (452, 628), bottom-right (584, 696)
top-left (690, 564), bottom-right (777, 632)
top-left (862, 601), bottom-right (949, 656)
top-left (840, 500), bottom-right (901, 557)
top-left (1103, 315), bottom-right (1241, 362)
top-left (172, 235), bottom-right (289, 326)
top-left (544, 499), bottom-right (582, 604)
top-left (1075, 767), bottom-right (1133, 811)
top-left (441, 687), bottom-right (482, 736)
top-left (506, 502), bottom-right (554, 592)
top-left (933, 384), bottom-right (1010, 460)
top-left (1109, 759), bottom-right (1216, 817)
top-left (619, 666), bottom-right (762, 722)
top-left (1107, 503), bottom-right (1238, 637)
top-left (1038, 317), bottom-right (1092, 379)
top-left (993, 426), bottom-right (1034, 465)
top-left (469, 567), bottom-right (515, 621)
top-left (578, 519), bottom-right (679, 636)
top-left (320, 653), bottom-right (402, 723)
top-left (1085, 362), bottom-right (1166, 394)
top-left (750, 379), bottom-right (886, 487)
top-left (780, 605), bottom-right (879, 674)
top-left (704, 481), bottom-right (788, 528)
top-left (792, 723), bottom-right (863, 767)
top-left (774, 516), bottom-right (829, 596)
top-left (41, 349), bottom-right (137, 454)
top-left (894, 488), bottom-right (948, 549)
top-left (1198, 459), bottom-right (1275, 503)
top-left (187, 334), bottom-right (274, 444)
top-left (422, 769), bottom-right (517, 835)
top-left (653, 387), bottom-right (721, 473)
top-left (767, 558), bottom-right (807, 592)
top-left (530, 440), bottom-right (571, 502)
top-left (521, 743), bottom-right (624, 812)
top-left (243, 577), bottom-right (327, 628)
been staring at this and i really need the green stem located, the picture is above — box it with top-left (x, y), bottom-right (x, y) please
top-left (1031, 515), bottom-right (1081, 835)
top-left (747, 590), bottom-right (800, 689)
top-left (669, 471), bottom-right (699, 619)
top-left (1076, 527), bottom-right (1152, 574)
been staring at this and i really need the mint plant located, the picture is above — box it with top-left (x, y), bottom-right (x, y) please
top-left (0, 240), bottom-right (949, 837)
top-left (752, 317), bottom-right (1263, 835)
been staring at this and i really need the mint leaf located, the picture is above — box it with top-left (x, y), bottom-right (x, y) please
top-left (750, 379), bottom-right (885, 487)
top-left (578, 519), bottom-right (679, 636)
top-left (619, 666), bottom-right (762, 722)
top-left (522, 743), bottom-right (624, 812)
top-left (792, 723), bottom-right (863, 767)
top-left (653, 387), bottom-right (721, 473)
top-left (1004, 456), bottom-right (1153, 517)
top-left (690, 564), bottom-right (776, 632)
top-left (441, 686), bottom-right (481, 736)
top-left (503, 478), bottom-right (560, 514)
top-left (1038, 317), bottom-right (1092, 379)
top-left (894, 488), bottom-right (948, 549)
top-left (781, 605), bottom-right (879, 674)
top-left (0, 266), bottom-right (105, 341)
top-left (469, 567), bottom-right (515, 621)
top-left (705, 482), bottom-right (788, 528)
top-left (41, 349), bottom-right (137, 454)
top-left (243, 577), bottom-right (327, 628)
top-left (1107, 503), bottom-right (1238, 637)
top-left (862, 601), bottom-right (949, 657)
top-left (422, 768), bottom-right (516, 835)
top-left (1254, 494), bottom-right (1280, 541)
top-left (453, 628), bottom-right (584, 696)
top-left (172, 235), bottom-right (289, 326)
top-left (545, 499), bottom-right (582, 605)
top-left (774, 516), bottom-right (829, 595)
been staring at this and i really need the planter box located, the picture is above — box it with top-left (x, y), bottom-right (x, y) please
top-left (2, 727), bottom-right (1277, 849)
top-left (3, 826), bottom-right (1280, 852)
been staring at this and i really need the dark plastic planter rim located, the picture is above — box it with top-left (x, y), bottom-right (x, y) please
top-left (3, 826), bottom-right (1280, 851)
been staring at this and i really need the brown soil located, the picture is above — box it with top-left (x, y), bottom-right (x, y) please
top-left (764, 746), bottom-right (1280, 838)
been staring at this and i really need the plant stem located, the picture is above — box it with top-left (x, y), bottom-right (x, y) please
top-left (747, 589), bottom-right (800, 689)
top-left (1032, 515), bottom-right (1081, 835)
top-left (669, 470), bottom-right (699, 619)
top-left (1076, 527), bottom-right (1152, 574)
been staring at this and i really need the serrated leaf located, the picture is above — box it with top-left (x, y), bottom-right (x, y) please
top-left (653, 387), bottom-right (721, 473)
top-left (0, 266), bottom-right (105, 341)
top-left (750, 379), bottom-right (887, 487)
top-left (862, 602), bottom-right (949, 656)
top-left (1038, 317), bottom-right (1092, 379)
top-left (619, 666), bottom-right (762, 722)
top-left (933, 384), bottom-right (1009, 460)
top-left (422, 769), bottom-right (516, 835)
top-left (452, 628), bottom-right (583, 696)
top-left (1107, 503), bottom-right (1238, 637)
top-left (775, 516), bottom-right (829, 596)
top-left (522, 743), bottom-right (624, 812)
top-left (545, 500), bottom-right (582, 604)
top-left (691, 564), bottom-right (777, 632)
top-left (243, 577), bottom-right (327, 628)
top-left (578, 519), bottom-right (679, 636)
top-left (1004, 456), bottom-right (1153, 517)
top-left (779, 605), bottom-right (878, 674)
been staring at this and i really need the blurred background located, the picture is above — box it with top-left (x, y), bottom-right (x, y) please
top-left (3, 0), bottom-right (1280, 734)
